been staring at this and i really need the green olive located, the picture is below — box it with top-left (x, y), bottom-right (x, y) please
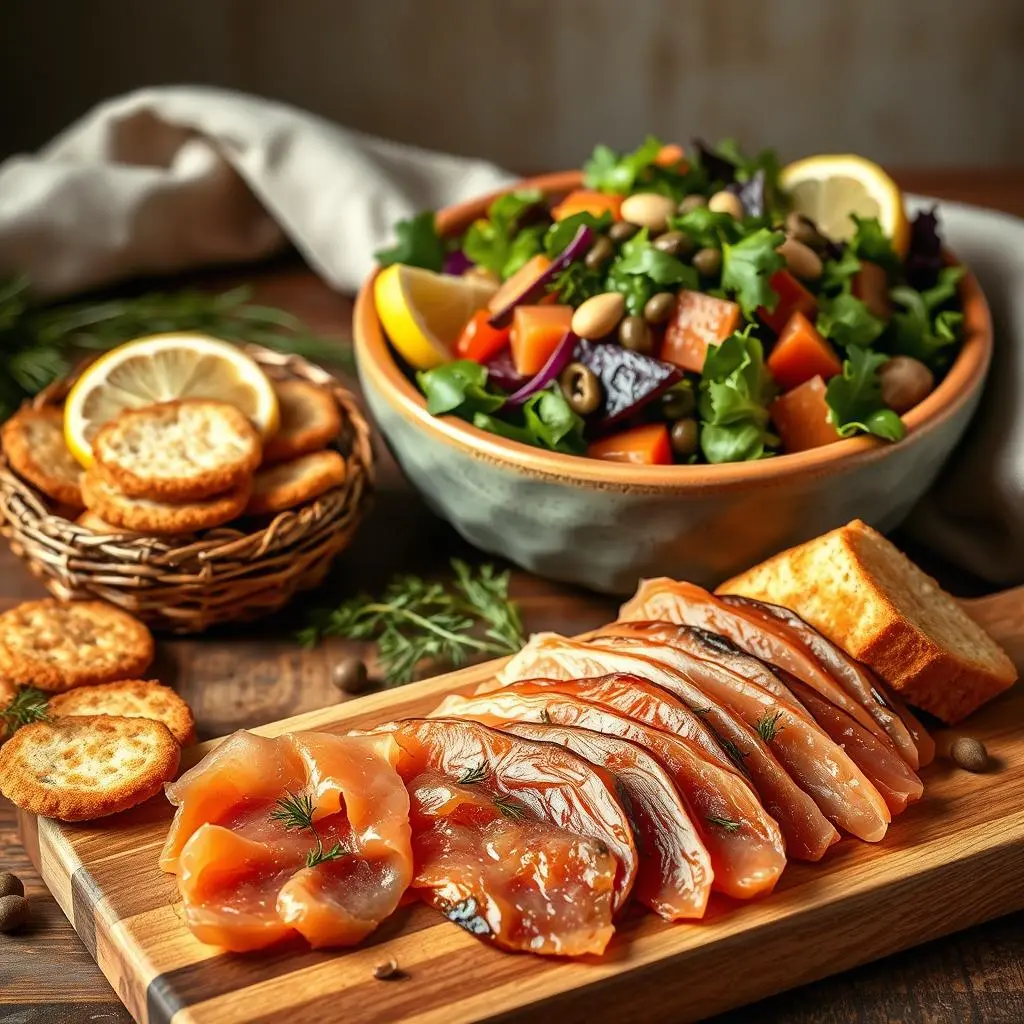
top-left (643, 292), bottom-right (676, 325)
top-left (670, 417), bottom-right (700, 457)
top-left (661, 380), bottom-right (696, 420)
top-left (584, 235), bottom-right (615, 270)
top-left (618, 315), bottom-right (653, 355)
top-left (559, 362), bottom-right (603, 415)
top-left (692, 247), bottom-right (722, 277)
top-left (608, 221), bottom-right (639, 243)
top-left (652, 231), bottom-right (695, 258)
top-left (677, 194), bottom-right (708, 215)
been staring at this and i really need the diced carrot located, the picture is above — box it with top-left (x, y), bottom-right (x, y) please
top-left (770, 376), bottom-right (841, 453)
top-left (588, 423), bottom-right (673, 465)
top-left (661, 290), bottom-right (742, 372)
top-left (654, 143), bottom-right (686, 168)
top-left (550, 190), bottom-right (624, 222)
top-left (852, 261), bottom-right (892, 320)
top-left (758, 270), bottom-right (818, 335)
top-left (510, 305), bottom-right (574, 376)
top-left (767, 312), bottom-right (843, 392)
top-left (456, 309), bottom-right (511, 363)
top-left (487, 254), bottom-right (552, 316)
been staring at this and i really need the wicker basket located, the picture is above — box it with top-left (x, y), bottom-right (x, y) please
top-left (0, 346), bottom-right (374, 633)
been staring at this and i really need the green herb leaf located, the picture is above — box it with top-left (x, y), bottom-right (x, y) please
top-left (819, 249), bottom-right (862, 294)
top-left (816, 292), bottom-right (885, 349)
top-left (270, 791), bottom-right (316, 833)
top-left (416, 360), bottom-right (505, 417)
top-left (721, 229), bottom-right (786, 317)
top-left (306, 841), bottom-right (350, 869)
top-left (501, 224), bottom-right (547, 279)
top-left (459, 763), bottom-right (489, 785)
top-left (825, 345), bottom-right (907, 441)
top-left (375, 211), bottom-right (446, 271)
top-left (543, 212), bottom-right (613, 259)
top-left (887, 267), bottom-right (967, 370)
top-left (605, 264), bottom-right (656, 317)
top-left (668, 207), bottom-right (742, 250)
top-left (613, 229), bottom-right (699, 288)
top-left (583, 137), bottom-right (664, 194)
top-left (0, 686), bottom-right (49, 732)
top-left (548, 262), bottom-right (606, 307)
top-left (850, 216), bottom-right (901, 276)
top-left (522, 388), bottom-right (588, 454)
top-left (706, 815), bottom-right (741, 833)
top-left (755, 711), bottom-right (784, 743)
top-left (493, 795), bottom-right (528, 821)
top-left (462, 190), bottom-right (545, 278)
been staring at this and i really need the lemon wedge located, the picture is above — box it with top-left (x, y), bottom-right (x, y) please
top-left (780, 154), bottom-right (910, 256)
top-left (64, 334), bottom-right (279, 466)
top-left (374, 264), bottom-right (498, 370)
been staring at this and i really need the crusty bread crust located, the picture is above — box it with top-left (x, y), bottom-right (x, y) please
top-left (245, 449), bottom-right (346, 516)
top-left (2, 406), bottom-right (84, 509)
top-left (0, 599), bottom-right (154, 693)
top-left (262, 381), bottom-right (341, 465)
top-left (718, 520), bottom-right (1017, 724)
top-left (49, 680), bottom-right (196, 746)
top-left (0, 715), bottom-right (180, 821)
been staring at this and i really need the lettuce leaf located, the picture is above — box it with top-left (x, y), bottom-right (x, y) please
top-left (461, 189), bottom-right (545, 278)
top-left (721, 229), bottom-right (786, 316)
top-left (417, 360), bottom-right (505, 417)
top-left (888, 266), bottom-right (966, 369)
top-left (825, 345), bottom-right (905, 441)
top-left (375, 211), bottom-right (445, 271)
top-left (850, 215), bottom-right (901, 277)
top-left (583, 137), bottom-right (664, 194)
top-left (816, 292), bottom-right (885, 348)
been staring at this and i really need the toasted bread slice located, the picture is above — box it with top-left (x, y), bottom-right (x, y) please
top-left (718, 520), bottom-right (1017, 723)
top-left (0, 715), bottom-right (180, 821)
top-left (49, 680), bottom-right (195, 746)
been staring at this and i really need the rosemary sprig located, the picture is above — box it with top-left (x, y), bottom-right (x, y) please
top-left (298, 559), bottom-right (525, 685)
top-left (0, 278), bottom-right (351, 421)
top-left (0, 687), bottom-right (49, 732)
top-left (270, 791), bottom-right (350, 869)
top-left (493, 795), bottom-right (528, 821)
top-left (458, 764), bottom-right (489, 785)
top-left (755, 711), bottom-right (784, 743)
top-left (706, 815), bottom-right (741, 833)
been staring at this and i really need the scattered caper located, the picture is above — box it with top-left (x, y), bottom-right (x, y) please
top-left (670, 417), bottom-right (700, 457)
top-left (880, 356), bottom-right (935, 414)
top-left (0, 894), bottom-right (28, 933)
top-left (643, 292), bottom-right (676, 325)
top-left (373, 958), bottom-right (405, 981)
top-left (559, 362), bottom-right (603, 416)
top-left (661, 380), bottom-right (696, 420)
top-left (0, 873), bottom-right (23, 900)
top-left (692, 247), bottom-right (722, 277)
top-left (951, 736), bottom-right (989, 773)
top-left (608, 221), bottom-right (639, 243)
top-left (584, 235), bottom-right (614, 270)
top-left (332, 655), bottom-right (370, 695)
top-left (618, 315), bottom-right (653, 355)
top-left (785, 211), bottom-right (828, 250)
top-left (677, 194), bottom-right (708, 215)
top-left (708, 190), bottom-right (744, 219)
top-left (652, 231), bottom-right (694, 258)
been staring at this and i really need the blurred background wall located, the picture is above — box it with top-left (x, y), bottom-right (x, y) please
top-left (2, 0), bottom-right (1021, 169)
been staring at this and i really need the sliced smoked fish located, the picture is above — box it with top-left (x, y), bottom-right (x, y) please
top-left (161, 730), bottom-right (413, 951)
top-left (503, 721), bottom-right (713, 921)
top-left (498, 636), bottom-right (839, 861)
top-left (434, 688), bottom-right (786, 898)
top-left (579, 632), bottom-right (891, 842)
top-left (378, 717), bottom-right (632, 955)
top-left (722, 595), bottom-right (933, 768)
top-left (603, 622), bottom-right (923, 816)
top-left (620, 579), bottom-right (891, 742)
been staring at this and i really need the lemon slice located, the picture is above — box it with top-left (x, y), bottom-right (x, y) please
top-left (64, 334), bottom-right (279, 466)
top-left (780, 154), bottom-right (910, 256)
top-left (374, 264), bottom-right (498, 370)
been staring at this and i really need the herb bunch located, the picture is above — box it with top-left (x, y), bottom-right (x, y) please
top-left (298, 559), bottom-right (525, 685)
top-left (0, 687), bottom-right (49, 733)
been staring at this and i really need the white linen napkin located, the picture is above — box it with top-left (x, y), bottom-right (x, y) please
top-left (0, 86), bottom-right (1021, 585)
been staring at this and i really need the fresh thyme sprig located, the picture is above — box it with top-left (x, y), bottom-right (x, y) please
top-left (269, 791), bottom-right (351, 869)
top-left (298, 559), bottom-right (525, 685)
top-left (755, 711), bottom-right (784, 743)
top-left (0, 278), bottom-right (351, 421)
top-left (0, 687), bottom-right (49, 733)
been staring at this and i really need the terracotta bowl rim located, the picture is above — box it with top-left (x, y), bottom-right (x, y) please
top-left (354, 170), bottom-right (993, 491)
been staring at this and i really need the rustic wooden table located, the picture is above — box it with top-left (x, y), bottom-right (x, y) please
top-left (2, 170), bottom-right (1023, 1024)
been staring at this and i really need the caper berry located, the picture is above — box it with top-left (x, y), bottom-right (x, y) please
top-left (608, 221), bottom-right (640, 243)
top-left (618, 315), bottom-right (653, 355)
top-left (692, 247), bottom-right (722, 277)
top-left (661, 380), bottom-right (696, 420)
top-left (559, 362), bottom-right (603, 415)
top-left (584, 235), bottom-right (614, 270)
top-left (670, 417), bottom-right (700, 457)
top-left (643, 292), bottom-right (676, 325)
top-left (677, 194), bottom-right (707, 215)
top-left (652, 231), bottom-right (694, 258)
top-left (332, 655), bottom-right (370, 694)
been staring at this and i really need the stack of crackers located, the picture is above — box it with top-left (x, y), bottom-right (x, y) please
top-left (0, 598), bottom-right (194, 821)
top-left (2, 379), bottom-right (347, 536)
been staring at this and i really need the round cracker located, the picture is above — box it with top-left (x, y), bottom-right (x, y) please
top-left (0, 599), bottom-right (154, 693)
top-left (0, 715), bottom-right (180, 821)
top-left (82, 471), bottom-right (250, 535)
top-left (1, 407), bottom-right (84, 509)
top-left (245, 450), bottom-right (346, 516)
top-left (262, 381), bottom-right (341, 465)
top-left (93, 399), bottom-right (261, 501)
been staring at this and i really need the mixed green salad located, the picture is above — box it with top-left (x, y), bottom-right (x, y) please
top-left (373, 138), bottom-right (966, 465)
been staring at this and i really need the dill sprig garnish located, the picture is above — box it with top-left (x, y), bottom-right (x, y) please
top-left (458, 764), bottom-right (489, 785)
top-left (706, 815), bottom-right (741, 833)
top-left (493, 795), bottom-right (528, 821)
top-left (0, 687), bottom-right (49, 733)
top-left (755, 711), bottom-right (784, 743)
top-left (298, 559), bottom-right (525, 685)
top-left (718, 736), bottom-right (750, 773)
top-left (270, 791), bottom-right (351, 869)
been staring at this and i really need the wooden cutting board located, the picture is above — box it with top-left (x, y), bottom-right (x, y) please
top-left (17, 588), bottom-right (1024, 1024)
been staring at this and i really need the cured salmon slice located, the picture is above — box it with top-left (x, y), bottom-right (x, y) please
top-left (501, 721), bottom-right (714, 921)
top-left (161, 730), bottom-right (413, 951)
top-left (604, 622), bottom-right (923, 816)
top-left (721, 595), bottom-right (934, 768)
top-left (434, 689), bottom-right (786, 899)
top-left (379, 718), bottom-right (632, 956)
top-left (498, 637), bottom-right (839, 861)
top-left (620, 580), bottom-right (892, 743)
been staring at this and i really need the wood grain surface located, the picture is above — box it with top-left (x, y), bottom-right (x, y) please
top-left (1, 170), bottom-right (1024, 1024)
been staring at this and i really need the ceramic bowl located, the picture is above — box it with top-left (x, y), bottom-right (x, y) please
top-left (354, 171), bottom-right (993, 594)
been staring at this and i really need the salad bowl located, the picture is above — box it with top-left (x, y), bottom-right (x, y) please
top-left (354, 171), bottom-right (992, 593)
